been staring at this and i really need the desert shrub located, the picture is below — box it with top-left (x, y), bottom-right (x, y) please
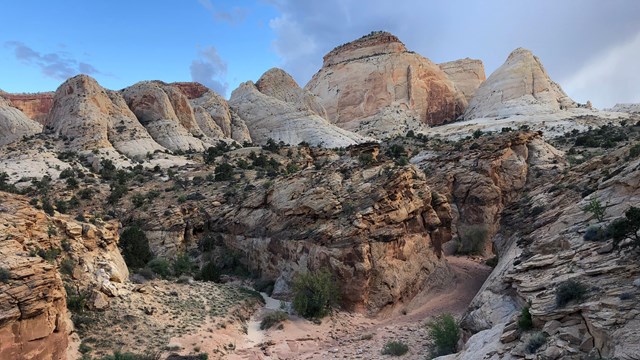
top-left (556, 279), bottom-right (588, 307)
top-left (526, 332), bottom-right (546, 353)
top-left (198, 261), bottom-right (221, 282)
top-left (214, 163), bottom-right (234, 181)
top-left (65, 284), bottom-right (89, 313)
top-left (358, 153), bottom-right (374, 166)
top-left (456, 225), bottom-right (487, 255)
top-left (262, 138), bottom-right (282, 152)
top-left (0, 267), bottom-right (10, 283)
top-left (607, 206), bottom-right (640, 249)
top-left (107, 183), bottom-right (128, 204)
top-left (60, 258), bottom-right (75, 276)
top-left (285, 163), bottom-right (299, 174)
top-left (583, 199), bottom-right (606, 222)
top-left (518, 305), bottom-right (533, 330)
top-left (292, 270), bottom-right (340, 319)
top-left (198, 234), bottom-right (218, 252)
top-left (530, 205), bottom-right (545, 217)
top-left (472, 129), bottom-right (483, 139)
top-left (78, 188), bottom-right (94, 200)
top-left (37, 247), bottom-right (61, 262)
top-left (381, 340), bottom-right (409, 356)
top-left (628, 143), bottom-right (640, 160)
top-left (0, 172), bottom-right (17, 193)
top-left (485, 255), bottom-right (499, 268)
top-left (583, 225), bottom-right (609, 242)
top-left (253, 279), bottom-right (275, 296)
top-left (204, 142), bottom-right (233, 164)
top-left (147, 258), bottom-right (171, 278)
top-left (131, 193), bottom-right (146, 207)
top-left (59, 168), bottom-right (75, 179)
top-left (41, 198), bottom-right (55, 216)
top-left (387, 144), bottom-right (407, 159)
top-left (119, 226), bottom-right (153, 269)
top-left (427, 313), bottom-right (459, 356)
top-left (99, 351), bottom-right (161, 360)
top-left (172, 253), bottom-right (196, 277)
top-left (260, 310), bottom-right (288, 330)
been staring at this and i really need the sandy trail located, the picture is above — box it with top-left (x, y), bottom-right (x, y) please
top-left (227, 256), bottom-right (491, 360)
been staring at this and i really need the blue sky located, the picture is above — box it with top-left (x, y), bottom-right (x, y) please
top-left (1, 1), bottom-right (639, 108)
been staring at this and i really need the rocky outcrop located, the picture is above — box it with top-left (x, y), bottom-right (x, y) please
top-left (121, 81), bottom-right (212, 152)
top-left (439, 58), bottom-right (486, 103)
top-left (0, 97), bottom-right (42, 147)
top-left (171, 82), bottom-right (210, 100)
top-left (0, 191), bottom-right (129, 359)
top-left (607, 103), bottom-right (640, 114)
top-left (189, 89), bottom-right (252, 143)
top-left (209, 157), bottom-right (453, 312)
top-left (229, 75), bottom-right (369, 147)
top-left (44, 75), bottom-right (165, 157)
top-left (0, 92), bottom-right (54, 124)
top-left (464, 48), bottom-right (577, 120)
top-left (256, 68), bottom-right (327, 118)
top-left (305, 31), bottom-right (466, 137)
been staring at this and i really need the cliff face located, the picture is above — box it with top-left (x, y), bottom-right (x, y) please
top-left (0, 192), bottom-right (128, 360)
top-left (305, 32), bottom-right (467, 137)
top-left (0, 92), bottom-right (54, 124)
top-left (439, 58), bottom-right (486, 103)
top-left (0, 97), bottom-right (42, 147)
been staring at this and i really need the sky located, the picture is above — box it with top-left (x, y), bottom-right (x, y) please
top-left (1, 0), bottom-right (639, 108)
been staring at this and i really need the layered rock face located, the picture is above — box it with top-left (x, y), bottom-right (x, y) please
top-left (0, 97), bottom-right (42, 147)
top-left (207, 158), bottom-right (454, 312)
top-left (229, 69), bottom-right (369, 147)
top-left (189, 88), bottom-right (252, 143)
top-left (44, 75), bottom-right (165, 157)
top-left (305, 31), bottom-right (466, 137)
top-left (464, 48), bottom-right (577, 119)
top-left (0, 92), bottom-right (54, 124)
top-left (439, 58), bottom-right (486, 103)
top-left (0, 192), bottom-right (129, 360)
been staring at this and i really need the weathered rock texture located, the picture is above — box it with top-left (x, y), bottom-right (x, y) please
top-left (256, 68), bottom-right (328, 118)
top-left (0, 97), bottom-right (42, 147)
top-left (464, 48), bottom-right (577, 120)
top-left (305, 31), bottom-right (466, 137)
top-left (214, 155), bottom-right (452, 312)
top-left (122, 81), bottom-right (214, 152)
top-left (0, 92), bottom-right (54, 124)
top-left (0, 191), bottom-right (128, 359)
top-left (44, 75), bottom-right (165, 157)
top-left (439, 58), bottom-right (486, 103)
top-left (171, 82), bottom-right (210, 100)
top-left (189, 89), bottom-right (252, 143)
top-left (229, 72), bottom-right (369, 147)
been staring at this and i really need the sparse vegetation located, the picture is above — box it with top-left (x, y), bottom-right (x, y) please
top-left (147, 258), bottom-right (171, 278)
top-left (0, 267), bottom-right (10, 283)
top-left (607, 206), bottom-right (640, 250)
top-left (526, 332), bottom-right (546, 353)
top-left (381, 340), bottom-right (409, 356)
top-left (292, 270), bottom-right (340, 319)
top-left (214, 162), bottom-right (235, 181)
top-left (98, 351), bottom-right (161, 360)
top-left (358, 153), bottom-right (374, 166)
top-left (583, 199), bottom-right (606, 222)
top-left (583, 225), bottom-right (609, 242)
top-left (427, 313), bottom-right (459, 356)
top-left (518, 304), bottom-right (533, 330)
top-left (555, 279), bottom-right (588, 307)
top-left (65, 284), bottom-right (89, 313)
top-left (172, 252), bottom-right (196, 277)
top-left (260, 310), bottom-right (288, 330)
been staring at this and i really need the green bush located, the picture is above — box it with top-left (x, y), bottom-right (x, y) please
top-left (583, 199), bottom-right (606, 222)
top-left (427, 313), bottom-right (459, 356)
top-left (607, 206), bottom-right (640, 249)
top-left (198, 261), bottom-right (221, 282)
top-left (0, 267), bottom-right (11, 283)
top-left (456, 225), bottom-right (487, 255)
top-left (556, 279), bottom-right (588, 307)
top-left (526, 332), bottom-right (546, 353)
top-left (147, 258), bottom-right (171, 278)
top-left (381, 340), bottom-right (409, 356)
top-left (37, 247), bottom-right (61, 262)
top-left (214, 163), bottom-right (235, 181)
top-left (119, 226), bottom-right (153, 269)
top-left (260, 310), bottom-right (288, 330)
top-left (65, 284), bottom-right (88, 313)
top-left (583, 225), bottom-right (609, 242)
top-left (60, 258), bottom-right (75, 276)
top-left (485, 256), bottom-right (499, 268)
top-left (472, 129), bottom-right (483, 139)
top-left (172, 252), bottom-right (196, 277)
top-left (292, 270), bottom-right (340, 319)
top-left (628, 143), bottom-right (640, 160)
top-left (518, 305), bottom-right (533, 330)
top-left (358, 153), bottom-right (374, 166)
top-left (99, 351), bottom-right (160, 360)
top-left (42, 198), bottom-right (55, 216)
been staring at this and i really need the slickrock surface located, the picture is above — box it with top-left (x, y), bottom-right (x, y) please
top-left (0, 92), bottom-right (54, 124)
top-left (607, 103), bottom-right (640, 114)
top-left (305, 31), bottom-right (466, 136)
top-left (122, 81), bottom-right (211, 152)
top-left (439, 58), bottom-right (486, 103)
top-left (190, 89), bottom-right (253, 143)
top-left (256, 68), bottom-right (328, 118)
top-left (229, 77), bottom-right (369, 147)
top-left (0, 96), bottom-right (42, 147)
top-left (44, 75), bottom-right (165, 157)
top-left (464, 48), bottom-right (577, 120)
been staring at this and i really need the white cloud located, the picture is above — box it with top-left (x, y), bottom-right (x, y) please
top-left (190, 46), bottom-right (228, 95)
top-left (562, 31), bottom-right (640, 108)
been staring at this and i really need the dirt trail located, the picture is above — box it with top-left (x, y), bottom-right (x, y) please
top-left (227, 256), bottom-right (491, 360)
